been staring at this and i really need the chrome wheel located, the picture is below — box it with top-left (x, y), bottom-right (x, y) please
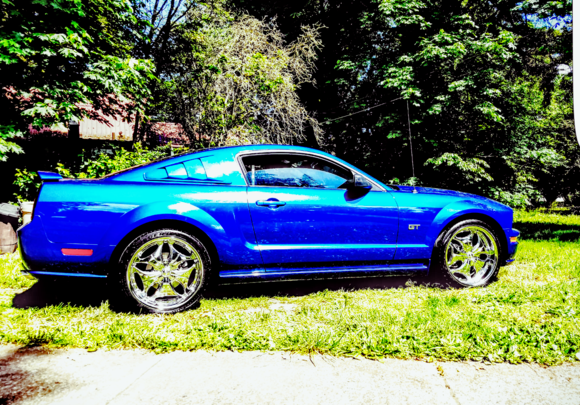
top-left (445, 226), bottom-right (498, 287)
top-left (126, 236), bottom-right (204, 311)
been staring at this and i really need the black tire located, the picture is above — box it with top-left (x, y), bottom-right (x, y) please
top-left (109, 228), bottom-right (211, 314)
top-left (429, 219), bottom-right (501, 288)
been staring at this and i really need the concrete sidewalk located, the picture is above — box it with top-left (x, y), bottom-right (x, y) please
top-left (1, 345), bottom-right (579, 405)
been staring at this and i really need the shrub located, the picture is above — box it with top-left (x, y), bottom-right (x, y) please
top-left (13, 143), bottom-right (185, 201)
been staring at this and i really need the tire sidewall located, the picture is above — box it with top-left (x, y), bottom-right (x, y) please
top-left (110, 228), bottom-right (211, 314)
top-left (432, 219), bottom-right (502, 288)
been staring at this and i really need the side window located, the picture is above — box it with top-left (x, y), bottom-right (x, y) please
top-left (165, 163), bottom-right (188, 179)
top-left (242, 154), bottom-right (353, 189)
top-left (144, 159), bottom-right (207, 181)
top-left (184, 159), bottom-right (207, 180)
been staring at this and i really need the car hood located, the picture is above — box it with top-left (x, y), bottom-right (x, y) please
top-left (393, 185), bottom-right (481, 197)
top-left (392, 185), bottom-right (509, 208)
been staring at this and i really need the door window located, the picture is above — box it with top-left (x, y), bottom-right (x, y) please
top-left (242, 154), bottom-right (353, 189)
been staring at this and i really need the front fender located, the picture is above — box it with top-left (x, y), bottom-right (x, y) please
top-left (425, 199), bottom-right (510, 252)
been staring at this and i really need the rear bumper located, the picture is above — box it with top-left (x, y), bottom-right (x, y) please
top-left (18, 216), bottom-right (108, 277)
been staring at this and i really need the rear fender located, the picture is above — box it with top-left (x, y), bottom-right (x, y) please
top-left (99, 201), bottom-right (226, 261)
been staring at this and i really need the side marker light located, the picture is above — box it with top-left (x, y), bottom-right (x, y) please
top-left (510, 237), bottom-right (518, 243)
top-left (62, 248), bottom-right (93, 256)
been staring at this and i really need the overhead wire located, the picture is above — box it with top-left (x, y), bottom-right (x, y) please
top-left (320, 96), bottom-right (403, 125)
top-left (321, 95), bottom-right (418, 191)
top-left (406, 100), bottom-right (417, 193)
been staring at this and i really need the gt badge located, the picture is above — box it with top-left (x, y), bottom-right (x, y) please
top-left (409, 224), bottom-right (420, 230)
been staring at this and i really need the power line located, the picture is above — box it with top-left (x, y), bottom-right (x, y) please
top-left (320, 97), bottom-right (403, 125)
top-left (406, 100), bottom-right (417, 193)
top-left (321, 96), bottom-right (419, 191)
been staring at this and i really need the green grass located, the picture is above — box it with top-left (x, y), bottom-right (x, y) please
top-left (514, 210), bottom-right (580, 242)
top-left (0, 210), bottom-right (579, 364)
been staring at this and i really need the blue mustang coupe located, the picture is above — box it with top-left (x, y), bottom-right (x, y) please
top-left (18, 145), bottom-right (519, 313)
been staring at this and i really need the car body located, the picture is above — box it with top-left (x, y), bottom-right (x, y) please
top-left (18, 145), bottom-right (519, 312)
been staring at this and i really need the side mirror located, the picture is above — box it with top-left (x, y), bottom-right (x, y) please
top-left (353, 174), bottom-right (372, 190)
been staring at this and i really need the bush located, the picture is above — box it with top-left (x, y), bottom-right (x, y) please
top-left (13, 143), bottom-right (186, 201)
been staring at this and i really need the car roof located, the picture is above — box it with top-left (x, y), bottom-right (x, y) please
top-left (184, 144), bottom-right (326, 157)
top-left (107, 144), bottom-right (388, 189)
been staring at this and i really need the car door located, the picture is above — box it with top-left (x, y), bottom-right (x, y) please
top-left (241, 152), bottom-right (399, 271)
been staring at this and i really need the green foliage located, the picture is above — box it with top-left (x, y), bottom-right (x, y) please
top-left (74, 143), bottom-right (178, 179)
top-left (2, 0), bottom-right (576, 207)
top-left (0, 0), bottom-right (155, 161)
top-left (13, 168), bottom-right (39, 203)
top-left (0, 125), bottom-right (24, 162)
top-left (426, 153), bottom-right (493, 183)
top-left (141, 4), bottom-right (323, 146)
top-left (1, 210), bottom-right (579, 364)
top-left (233, 0), bottom-right (575, 207)
top-left (12, 143), bottom-right (179, 201)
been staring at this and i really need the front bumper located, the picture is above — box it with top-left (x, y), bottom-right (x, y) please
top-left (504, 228), bottom-right (520, 265)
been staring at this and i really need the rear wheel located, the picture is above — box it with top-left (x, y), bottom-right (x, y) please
top-left (431, 219), bottom-right (501, 288)
top-left (111, 229), bottom-right (210, 313)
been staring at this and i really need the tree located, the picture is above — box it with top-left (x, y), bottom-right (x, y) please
top-left (169, 13), bottom-right (322, 145)
top-left (0, 0), bottom-right (155, 161)
top-left (233, 0), bottom-right (575, 206)
top-left (134, 2), bottom-right (323, 146)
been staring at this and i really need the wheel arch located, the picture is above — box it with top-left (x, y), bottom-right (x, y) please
top-left (107, 219), bottom-right (220, 274)
top-left (433, 213), bottom-right (508, 264)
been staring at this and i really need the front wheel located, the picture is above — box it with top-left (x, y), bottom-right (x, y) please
top-left (111, 229), bottom-right (211, 314)
top-left (431, 220), bottom-right (501, 288)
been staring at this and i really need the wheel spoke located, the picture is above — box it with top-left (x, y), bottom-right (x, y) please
top-left (145, 274), bottom-right (163, 292)
top-left (451, 261), bottom-right (470, 278)
top-left (170, 252), bottom-right (196, 269)
top-left (455, 230), bottom-right (474, 250)
top-left (471, 234), bottom-right (483, 253)
top-left (169, 279), bottom-right (189, 297)
top-left (139, 243), bottom-right (163, 262)
top-left (472, 257), bottom-right (486, 273)
top-left (132, 263), bottom-right (163, 277)
top-left (172, 263), bottom-right (197, 278)
top-left (172, 267), bottom-right (195, 286)
top-left (127, 236), bottom-right (204, 311)
top-left (448, 252), bottom-right (468, 267)
top-left (445, 225), bottom-right (498, 287)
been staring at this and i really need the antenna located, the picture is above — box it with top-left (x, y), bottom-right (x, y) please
top-left (406, 100), bottom-right (418, 193)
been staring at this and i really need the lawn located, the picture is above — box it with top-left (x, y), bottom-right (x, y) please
top-left (0, 210), bottom-right (579, 364)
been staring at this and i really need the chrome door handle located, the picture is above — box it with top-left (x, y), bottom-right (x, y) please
top-left (256, 199), bottom-right (286, 208)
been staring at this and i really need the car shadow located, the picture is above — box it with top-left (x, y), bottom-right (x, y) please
top-left (11, 273), bottom-right (450, 310)
top-left (203, 273), bottom-right (449, 300)
top-left (12, 279), bottom-right (109, 309)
